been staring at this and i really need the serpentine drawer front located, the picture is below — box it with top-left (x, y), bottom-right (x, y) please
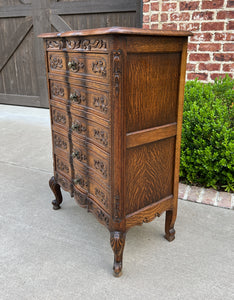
top-left (39, 27), bottom-right (191, 277)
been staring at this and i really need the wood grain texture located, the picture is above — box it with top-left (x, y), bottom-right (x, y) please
top-left (125, 138), bottom-right (175, 214)
top-left (125, 52), bottom-right (181, 132)
top-left (41, 29), bottom-right (190, 276)
top-left (126, 196), bottom-right (173, 230)
top-left (50, 79), bottom-right (110, 119)
top-left (126, 123), bottom-right (177, 149)
top-left (48, 52), bottom-right (109, 83)
top-left (38, 26), bottom-right (192, 38)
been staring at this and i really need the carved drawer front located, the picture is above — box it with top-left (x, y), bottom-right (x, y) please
top-left (52, 131), bottom-right (69, 158)
top-left (71, 114), bottom-right (110, 151)
top-left (54, 155), bottom-right (71, 178)
top-left (51, 106), bottom-right (68, 129)
top-left (73, 166), bottom-right (110, 212)
top-left (48, 52), bottom-right (109, 82)
top-left (50, 80), bottom-right (110, 119)
top-left (55, 171), bottom-right (72, 194)
top-left (50, 81), bottom-right (68, 101)
top-left (46, 37), bottom-right (108, 52)
top-left (73, 167), bottom-right (88, 194)
top-left (72, 141), bottom-right (110, 185)
top-left (89, 179), bottom-right (110, 213)
top-left (65, 37), bottom-right (108, 52)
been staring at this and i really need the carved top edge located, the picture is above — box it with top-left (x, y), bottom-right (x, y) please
top-left (38, 27), bottom-right (193, 39)
top-left (46, 38), bottom-right (108, 51)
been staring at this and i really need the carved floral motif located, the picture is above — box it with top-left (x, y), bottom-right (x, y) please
top-left (46, 40), bottom-right (64, 50)
top-left (74, 190), bottom-right (87, 206)
top-left (93, 96), bottom-right (108, 113)
top-left (56, 158), bottom-right (69, 174)
top-left (72, 149), bottom-right (87, 163)
top-left (94, 159), bottom-right (107, 177)
top-left (113, 50), bottom-right (121, 97)
top-left (51, 83), bottom-right (65, 98)
top-left (92, 60), bottom-right (106, 76)
top-left (113, 194), bottom-right (121, 223)
top-left (93, 129), bottom-right (108, 147)
top-left (71, 121), bottom-right (86, 133)
top-left (54, 134), bottom-right (67, 150)
top-left (53, 110), bottom-right (66, 124)
top-left (55, 173), bottom-right (69, 190)
top-left (66, 39), bottom-right (107, 51)
top-left (95, 188), bottom-right (108, 207)
top-left (50, 55), bottom-right (63, 69)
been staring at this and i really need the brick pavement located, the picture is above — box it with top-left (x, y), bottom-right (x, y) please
top-left (179, 183), bottom-right (234, 209)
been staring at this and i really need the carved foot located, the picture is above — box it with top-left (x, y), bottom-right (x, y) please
top-left (49, 176), bottom-right (63, 210)
top-left (164, 210), bottom-right (176, 242)
top-left (110, 231), bottom-right (126, 277)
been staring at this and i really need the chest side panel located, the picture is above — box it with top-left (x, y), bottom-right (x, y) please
top-left (124, 37), bottom-right (183, 215)
top-left (126, 52), bottom-right (181, 132)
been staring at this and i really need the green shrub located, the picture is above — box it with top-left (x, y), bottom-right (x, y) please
top-left (180, 75), bottom-right (234, 192)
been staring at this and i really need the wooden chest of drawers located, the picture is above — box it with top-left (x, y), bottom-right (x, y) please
top-left (39, 27), bottom-right (191, 277)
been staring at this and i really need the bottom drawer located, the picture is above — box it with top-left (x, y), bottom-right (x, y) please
top-left (73, 189), bottom-right (110, 229)
top-left (73, 167), bottom-right (110, 213)
top-left (55, 171), bottom-right (73, 195)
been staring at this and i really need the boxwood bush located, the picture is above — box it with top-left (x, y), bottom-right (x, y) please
top-left (180, 75), bottom-right (234, 192)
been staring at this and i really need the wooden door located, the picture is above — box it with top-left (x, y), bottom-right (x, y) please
top-left (0, 0), bottom-right (142, 108)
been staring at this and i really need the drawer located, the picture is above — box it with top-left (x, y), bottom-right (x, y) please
top-left (54, 155), bottom-right (72, 178)
top-left (71, 112), bottom-right (110, 152)
top-left (89, 179), bottom-right (110, 212)
top-left (52, 130), bottom-right (69, 158)
top-left (72, 139), bottom-right (110, 185)
top-left (48, 51), bottom-right (109, 83)
top-left (50, 80), bottom-right (110, 119)
top-left (51, 106), bottom-right (68, 129)
top-left (55, 171), bottom-right (72, 195)
top-left (73, 166), bottom-right (110, 212)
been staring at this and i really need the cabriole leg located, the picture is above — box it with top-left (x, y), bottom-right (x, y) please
top-left (49, 176), bottom-right (63, 210)
top-left (110, 231), bottom-right (126, 277)
top-left (165, 210), bottom-right (176, 242)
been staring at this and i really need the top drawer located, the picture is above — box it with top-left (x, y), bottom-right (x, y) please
top-left (48, 52), bottom-right (109, 83)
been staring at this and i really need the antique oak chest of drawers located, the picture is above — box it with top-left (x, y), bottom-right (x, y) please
top-left (39, 27), bottom-right (191, 277)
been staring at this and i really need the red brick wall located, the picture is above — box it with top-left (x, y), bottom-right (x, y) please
top-left (143, 0), bottom-right (234, 82)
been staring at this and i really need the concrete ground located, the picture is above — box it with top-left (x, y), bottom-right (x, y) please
top-left (0, 104), bottom-right (233, 300)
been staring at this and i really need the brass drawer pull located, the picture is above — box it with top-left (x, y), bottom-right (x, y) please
top-left (71, 121), bottom-right (86, 133)
top-left (74, 176), bottom-right (82, 185)
top-left (72, 150), bottom-right (87, 162)
top-left (68, 60), bottom-right (77, 70)
top-left (74, 176), bottom-right (87, 189)
top-left (70, 92), bottom-right (80, 103)
top-left (70, 91), bottom-right (86, 104)
top-left (68, 60), bottom-right (85, 72)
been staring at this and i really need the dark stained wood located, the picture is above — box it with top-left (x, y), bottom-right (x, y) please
top-left (40, 28), bottom-right (189, 276)
top-left (126, 123), bottom-right (177, 149)
top-left (49, 176), bottom-right (63, 210)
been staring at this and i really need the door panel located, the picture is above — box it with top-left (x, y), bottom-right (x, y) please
top-left (0, 0), bottom-right (142, 108)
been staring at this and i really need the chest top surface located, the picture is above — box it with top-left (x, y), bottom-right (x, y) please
top-left (38, 26), bottom-right (192, 38)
